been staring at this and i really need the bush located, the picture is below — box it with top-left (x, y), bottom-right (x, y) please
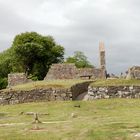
top-left (0, 78), bottom-right (8, 89)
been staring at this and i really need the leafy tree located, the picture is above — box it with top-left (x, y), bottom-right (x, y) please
top-left (66, 51), bottom-right (94, 68)
top-left (12, 32), bottom-right (64, 80)
top-left (0, 48), bottom-right (14, 78)
top-left (0, 50), bottom-right (11, 89)
top-left (0, 32), bottom-right (64, 89)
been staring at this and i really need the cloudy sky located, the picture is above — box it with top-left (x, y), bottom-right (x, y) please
top-left (0, 0), bottom-right (140, 74)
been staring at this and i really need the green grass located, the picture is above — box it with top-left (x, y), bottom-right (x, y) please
top-left (91, 79), bottom-right (140, 87)
top-left (0, 99), bottom-right (140, 139)
top-left (3, 79), bottom-right (92, 91)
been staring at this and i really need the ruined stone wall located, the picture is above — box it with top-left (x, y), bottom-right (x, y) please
top-left (45, 64), bottom-right (106, 80)
top-left (0, 81), bottom-right (91, 105)
top-left (87, 86), bottom-right (140, 100)
top-left (8, 73), bottom-right (28, 87)
top-left (1, 83), bottom-right (140, 105)
top-left (77, 68), bottom-right (106, 79)
top-left (0, 88), bottom-right (72, 105)
top-left (126, 66), bottom-right (140, 80)
top-left (77, 68), bottom-right (94, 78)
top-left (7, 64), bottom-right (106, 88)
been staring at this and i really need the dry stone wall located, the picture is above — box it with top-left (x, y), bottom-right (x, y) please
top-left (1, 81), bottom-right (140, 105)
top-left (87, 86), bottom-right (140, 100)
top-left (0, 88), bottom-right (72, 105)
top-left (0, 81), bottom-right (92, 105)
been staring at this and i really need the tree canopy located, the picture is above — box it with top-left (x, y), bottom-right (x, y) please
top-left (65, 51), bottom-right (94, 68)
top-left (0, 32), bottom-right (64, 89)
top-left (12, 32), bottom-right (64, 80)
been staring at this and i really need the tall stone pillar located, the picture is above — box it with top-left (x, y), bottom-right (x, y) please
top-left (99, 41), bottom-right (106, 69)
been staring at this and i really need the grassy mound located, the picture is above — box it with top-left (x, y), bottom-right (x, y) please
top-left (0, 99), bottom-right (140, 139)
top-left (91, 79), bottom-right (140, 87)
top-left (3, 79), bottom-right (92, 91)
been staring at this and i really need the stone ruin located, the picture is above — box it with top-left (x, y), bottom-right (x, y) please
top-left (8, 73), bottom-right (28, 87)
top-left (7, 42), bottom-right (107, 87)
top-left (44, 64), bottom-right (77, 80)
top-left (126, 66), bottom-right (140, 80)
top-left (44, 41), bottom-right (106, 80)
top-left (44, 64), bottom-right (106, 80)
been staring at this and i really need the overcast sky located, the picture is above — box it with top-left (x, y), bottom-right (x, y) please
top-left (0, 0), bottom-right (140, 74)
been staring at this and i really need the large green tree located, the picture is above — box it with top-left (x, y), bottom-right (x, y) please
top-left (12, 32), bottom-right (64, 80)
top-left (65, 51), bottom-right (94, 68)
top-left (0, 48), bottom-right (14, 89)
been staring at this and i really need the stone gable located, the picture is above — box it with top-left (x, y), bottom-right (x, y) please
top-left (44, 64), bottom-right (106, 80)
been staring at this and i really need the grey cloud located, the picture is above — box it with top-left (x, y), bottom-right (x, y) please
top-left (0, 0), bottom-right (140, 75)
top-left (0, 3), bottom-right (31, 34)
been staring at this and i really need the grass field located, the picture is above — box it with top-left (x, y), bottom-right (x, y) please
top-left (91, 79), bottom-right (140, 87)
top-left (0, 99), bottom-right (140, 140)
top-left (4, 79), bottom-right (140, 92)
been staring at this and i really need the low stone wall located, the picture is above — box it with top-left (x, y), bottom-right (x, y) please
top-left (0, 88), bottom-right (72, 105)
top-left (3, 82), bottom-right (139, 104)
top-left (87, 86), bottom-right (140, 100)
top-left (0, 81), bottom-right (92, 105)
